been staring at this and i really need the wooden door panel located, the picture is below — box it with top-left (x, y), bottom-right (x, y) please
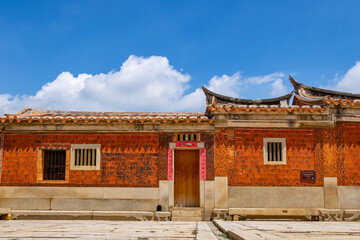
top-left (174, 150), bottom-right (199, 207)
top-left (174, 150), bottom-right (186, 207)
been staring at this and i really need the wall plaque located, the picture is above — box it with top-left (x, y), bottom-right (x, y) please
top-left (300, 170), bottom-right (316, 181)
top-left (175, 142), bottom-right (198, 148)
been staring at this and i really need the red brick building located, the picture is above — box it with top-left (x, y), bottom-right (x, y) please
top-left (0, 76), bottom-right (359, 220)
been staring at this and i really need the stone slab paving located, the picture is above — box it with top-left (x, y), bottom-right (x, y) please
top-left (215, 220), bottom-right (360, 240)
top-left (0, 220), bottom-right (218, 240)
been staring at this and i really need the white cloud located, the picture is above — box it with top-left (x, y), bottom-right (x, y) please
top-left (333, 62), bottom-right (360, 93)
top-left (0, 55), bottom-right (289, 114)
top-left (271, 78), bottom-right (288, 97)
top-left (207, 72), bottom-right (242, 97)
top-left (206, 72), bottom-right (288, 98)
top-left (246, 72), bottom-right (285, 84)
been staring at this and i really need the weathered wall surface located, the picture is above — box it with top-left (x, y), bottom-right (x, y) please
top-left (0, 186), bottom-right (159, 211)
top-left (215, 123), bottom-right (360, 187)
top-left (229, 186), bottom-right (324, 208)
top-left (0, 133), bottom-right (160, 187)
top-left (215, 128), bottom-right (318, 186)
top-left (338, 186), bottom-right (360, 209)
top-left (0, 132), bottom-right (215, 188)
top-left (342, 123), bottom-right (360, 186)
top-left (311, 123), bottom-right (360, 186)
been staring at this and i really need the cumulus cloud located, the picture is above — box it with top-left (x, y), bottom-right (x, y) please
top-left (332, 62), bottom-right (360, 93)
top-left (207, 72), bottom-right (288, 98)
top-left (0, 55), bottom-right (289, 114)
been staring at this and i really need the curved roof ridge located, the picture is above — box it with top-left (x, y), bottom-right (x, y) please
top-left (202, 86), bottom-right (293, 105)
top-left (289, 75), bottom-right (360, 99)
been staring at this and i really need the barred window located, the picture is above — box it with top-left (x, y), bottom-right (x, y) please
top-left (43, 150), bottom-right (66, 180)
top-left (175, 133), bottom-right (200, 142)
top-left (70, 144), bottom-right (101, 170)
top-left (263, 138), bottom-right (286, 165)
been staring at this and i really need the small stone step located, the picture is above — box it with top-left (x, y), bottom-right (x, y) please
top-left (172, 216), bottom-right (202, 221)
top-left (0, 208), bottom-right (10, 214)
top-left (172, 210), bottom-right (202, 217)
top-left (171, 207), bottom-right (203, 221)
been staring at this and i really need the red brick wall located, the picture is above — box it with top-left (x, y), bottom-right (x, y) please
top-left (0, 132), bottom-right (216, 187)
top-left (215, 123), bottom-right (360, 186)
top-left (216, 128), bottom-right (318, 186)
top-left (342, 123), bottom-right (360, 186)
top-left (0, 133), bottom-right (160, 187)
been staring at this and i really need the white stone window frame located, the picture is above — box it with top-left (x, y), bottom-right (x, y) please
top-left (70, 144), bottom-right (101, 170)
top-left (263, 138), bottom-right (286, 165)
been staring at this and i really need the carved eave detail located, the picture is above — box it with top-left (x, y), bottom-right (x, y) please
top-left (212, 107), bottom-right (333, 128)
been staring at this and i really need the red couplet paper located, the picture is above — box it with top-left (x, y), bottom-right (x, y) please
top-left (200, 148), bottom-right (206, 180)
top-left (168, 148), bottom-right (173, 180)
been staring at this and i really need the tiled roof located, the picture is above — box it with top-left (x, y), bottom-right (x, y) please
top-left (0, 108), bottom-right (213, 124)
top-left (206, 104), bottom-right (326, 113)
top-left (325, 98), bottom-right (360, 106)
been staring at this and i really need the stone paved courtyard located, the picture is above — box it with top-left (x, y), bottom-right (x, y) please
top-left (215, 220), bottom-right (360, 240)
top-left (1, 220), bottom-right (360, 239)
top-left (0, 220), bottom-right (218, 240)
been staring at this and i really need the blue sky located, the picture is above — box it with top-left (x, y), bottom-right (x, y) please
top-left (1, 0), bottom-right (360, 113)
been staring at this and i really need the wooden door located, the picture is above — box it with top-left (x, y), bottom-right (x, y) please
top-left (174, 150), bottom-right (200, 207)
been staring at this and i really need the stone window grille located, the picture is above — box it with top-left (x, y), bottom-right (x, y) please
top-left (263, 138), bottom-right (286, 165)
top-left (70, 144), bottom-right (101, 170)
top-left (175, 133), bottom-right (200, 142)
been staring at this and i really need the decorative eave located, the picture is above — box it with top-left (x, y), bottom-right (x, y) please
top-left (290, 75), bottom-right (360, 100)
top-left (206, 104), bottom-right (326, 113)
top-left (0, 109), bottom-right (214, 124)
top-left (202, 86), bottom-right (293, 106)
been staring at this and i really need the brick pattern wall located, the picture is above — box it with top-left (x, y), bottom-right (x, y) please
top-left (201, 133), bottom-right (215, 181)
top-left (214, 129), bottom-right (236, 178)
top-left (216, 124), bottom-right (360, 186)
top-left (0, 132), bottom-right (216, 187)
top-left (341, 123), bottom-right (360, 186)
top-left (314, 125), bottom-right (346, 186)
top-left (0, 133), bottom-right (159, 187)
top-left (216, 128), bottom-right (319, 186)
top-left (0, 135), bottom-right (3, 182)
top-left (158, 133), bottom-right (173, 181)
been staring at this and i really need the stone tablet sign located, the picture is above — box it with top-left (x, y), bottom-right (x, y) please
top-left (301, 170), bottom-right (316, 182)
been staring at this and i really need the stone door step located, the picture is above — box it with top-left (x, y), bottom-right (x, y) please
top-left (171, 207), bottom-right (203, 221)
top-left (172, 216), bottom-right (202, 221)
top-left (172, 210), bottom-right (202, 217)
